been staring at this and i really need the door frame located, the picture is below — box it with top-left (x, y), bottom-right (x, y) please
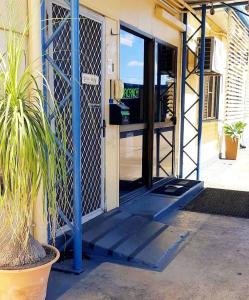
top-left (153, 38), bottom-right (178, 179)
top-left (119, 23), bottom-right (155, 189)
top-left (119, 23), bottom-right (178, 190)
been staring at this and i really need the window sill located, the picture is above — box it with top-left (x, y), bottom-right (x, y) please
top-left (203, 118), bottom-right (218, 123)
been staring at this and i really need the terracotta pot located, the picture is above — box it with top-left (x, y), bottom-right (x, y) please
top-left (225, 135), bottom-right (239, 160)
top-left (0, 245), bottom-right (59, 300)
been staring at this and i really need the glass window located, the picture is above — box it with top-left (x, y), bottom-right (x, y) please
top-left (203, 76), bottom-right (220, 120)
top-left (154, 43), bottom-right (176, 123)
top-left (153, 42), bottom-right (176, 181)
top-left (120, 29), bottom-right (145, 123)
top-left (119, 132), bottom-right (144, 194)
top-left (153, 130), bottom-right (174, 178)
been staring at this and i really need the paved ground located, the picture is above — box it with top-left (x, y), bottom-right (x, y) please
top-left (202, 148), bottom-right (249, 191)
top-left (47, 140), bottom-right (249, 300)
top-left (47, 210), bottom-right (249, 300)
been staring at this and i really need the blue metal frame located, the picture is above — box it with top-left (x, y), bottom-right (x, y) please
top-left (70, 0), bottom-right (83, 273)
top-left (179, 5), bottom-right (206, 180)
top-left (155, 127), bottom-right (175, 177)
top-left (197, 5), bottom-right (206, 180)
top-left (41, 0), bottom-right (83, 273)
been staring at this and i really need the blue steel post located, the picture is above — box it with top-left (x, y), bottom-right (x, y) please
top-left (197, 5), bottom-right (206, 180)
top-left (71, 0), bottom-right (83, 272)
top-left (179, 13), bottom-right (188, 178)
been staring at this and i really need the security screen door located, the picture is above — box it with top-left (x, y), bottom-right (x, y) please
top-left (49, 1), bottom-right (105, 231)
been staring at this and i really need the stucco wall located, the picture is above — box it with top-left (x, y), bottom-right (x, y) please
top-left (0, 0), bottom-right (47, 243)
top-left (79, 0), bottom-right (181, 47)
top-left (0, 0), bottom-right (28, 71)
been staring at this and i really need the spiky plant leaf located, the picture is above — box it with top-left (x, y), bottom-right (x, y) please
top-left (0, 28), bottom-right (66, 267)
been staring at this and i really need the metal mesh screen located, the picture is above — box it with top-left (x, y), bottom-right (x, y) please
top-left (50, 3), bottom-right (103, 230)
top-left (79, 16), bottom-right (103, 216)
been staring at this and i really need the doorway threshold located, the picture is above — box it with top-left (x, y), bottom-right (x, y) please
top-left (122, 178), bottom-right (204, 220)
top-left (120, 176), bottom-right (176, 204)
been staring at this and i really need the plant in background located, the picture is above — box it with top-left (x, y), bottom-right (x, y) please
top-left (0, 28), bottom-right (66, 269)
top-left (224, 121), bottom-right (247, 140)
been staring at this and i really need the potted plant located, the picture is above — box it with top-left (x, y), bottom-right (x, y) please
top-left (224, 121), bottom-right (247, 160)
top-left (0, 29), bottom-right (66, 299)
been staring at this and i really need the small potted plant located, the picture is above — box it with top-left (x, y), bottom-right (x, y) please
top-left (224, 121), bottom-right (247, 160)
top-left (0, 29), bottom-right (66, 299)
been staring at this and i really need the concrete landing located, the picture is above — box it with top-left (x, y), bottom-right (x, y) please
top-left (122, 179), bottom-right (204, 220)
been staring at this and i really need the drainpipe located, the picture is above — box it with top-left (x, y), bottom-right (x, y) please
top-left (28, 0), bottom-right (48, 245)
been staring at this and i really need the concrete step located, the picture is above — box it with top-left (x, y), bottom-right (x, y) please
top-left (113, 221), bottom-right (168, 259)
top-left (83, 210), bottom-right (131, 244)
top-left (83, 213), bottom-right (189, 269)
top-left (93, 215), bottom-right (150, 255)
top-left (132, 226), bottom-right (189, 269)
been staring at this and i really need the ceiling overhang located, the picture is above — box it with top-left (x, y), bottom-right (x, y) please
top-left (185, 0), bottom-right (248, 7)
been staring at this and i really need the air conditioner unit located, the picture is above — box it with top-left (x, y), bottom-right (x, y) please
top-left (196, 37), bottom-right (225, 75)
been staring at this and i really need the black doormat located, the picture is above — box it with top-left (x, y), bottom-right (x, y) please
top-left (152, 179), bottom-right (200, 196)
top-left (182, 188), bottom-right (249, 219)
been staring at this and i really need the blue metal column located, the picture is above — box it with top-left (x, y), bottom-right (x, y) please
top-left (179, 13), bottom-right (188, 179)
top-left (71, 0), bottom-right (83, 273)
top-left (197, 5), bottom-right (206, 180)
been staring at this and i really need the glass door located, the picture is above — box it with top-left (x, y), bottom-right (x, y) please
top-left (119, 28), bottom-right (147, 195)
top-left (153, 42), bottom-right (177, 180)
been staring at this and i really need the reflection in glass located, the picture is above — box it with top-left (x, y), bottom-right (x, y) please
top-left (154, 43), bottom-right (176, 123)
top-left (119, 133), bottom-right (143, 194)
top-left (153, 42), bottom-right (176, 180)
top-left (120, 29), bottom-right (145, 123)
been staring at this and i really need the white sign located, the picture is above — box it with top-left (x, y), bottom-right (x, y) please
top-left (82, 73), bottom-right (99, 85)
top-left (107, 59), bottom-right (114, 75)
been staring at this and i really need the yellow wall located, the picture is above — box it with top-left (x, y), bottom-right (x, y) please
top-left (0, 0), bottom-right (28, 71)
top-left (0, 0), bottom-right (47, 243)
top-left (0, 0), bottom-right (28, 34)
top-left (202, 121), bottom-right (219, 162)
top-left (79, 0), bottom-right (181, 47)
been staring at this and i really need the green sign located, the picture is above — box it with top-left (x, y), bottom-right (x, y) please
top-left (123, 87), bottom-right (140, 99)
